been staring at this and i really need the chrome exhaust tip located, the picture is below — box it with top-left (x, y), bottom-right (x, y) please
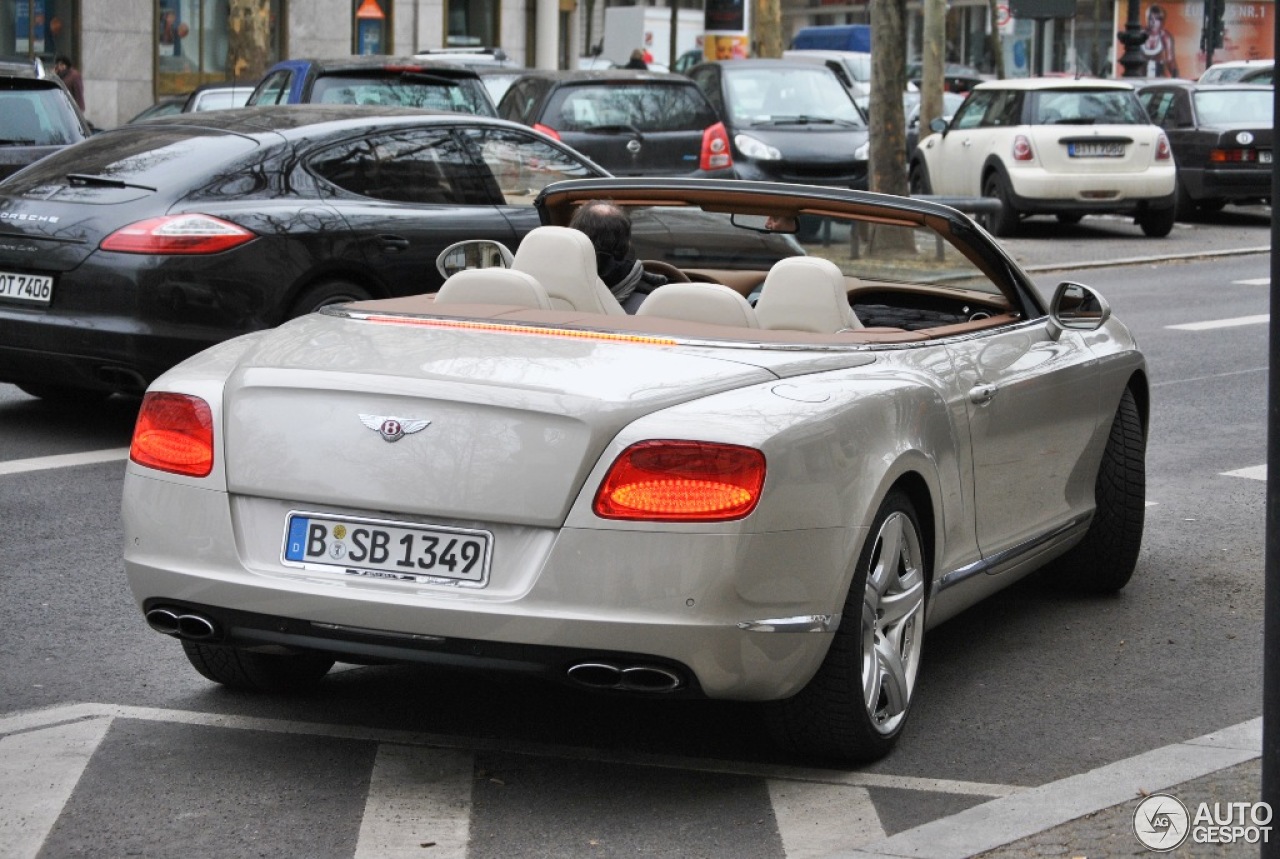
top-left (566, 662), bottom-right (622, 688)
top-left (145, 607), bottom-right (217, 641)
top-left (144, 607), bottom-right (181, 635)
top-left (566, 662), bottom-right (683, 693)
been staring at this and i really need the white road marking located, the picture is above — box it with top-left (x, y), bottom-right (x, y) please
top-left (0, 448), bottom-right (129, 476)
top-left (769, 781), bottom-right (886, 858)
top-left (1235, 278), bottom-right (1270, 285)
top-left (1167, 314), bottom-right (1269, 331)
top-left (355, 744), bottom-right (473, 859)
top-left (1222, 464), bottom-right (1266, 481)
top-left (0, 717), bottom-right (113, 859)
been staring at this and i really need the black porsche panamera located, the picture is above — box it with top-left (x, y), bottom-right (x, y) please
top-left (0, 105), bottom-right (794, 402)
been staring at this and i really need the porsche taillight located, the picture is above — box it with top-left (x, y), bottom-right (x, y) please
top-left (533, 123), bottom-right (561, 141)
top-left (1012, 134), bottom-right (1034, 161)
top-left (593, 441), bottom-right (765, 522)
top-left (101, 214), bottom-right (256, 255)
top-left (130, 392), bottom-right (214, 477)
top-left (701, 122), bottom-right (733, 171)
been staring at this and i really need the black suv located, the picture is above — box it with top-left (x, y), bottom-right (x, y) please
top-left (0, 58), bottom-right (93, 182)
top-left (497, 70), bottom-right (734, 179)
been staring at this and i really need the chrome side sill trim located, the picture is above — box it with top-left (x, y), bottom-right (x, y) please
top-left (738, 614), bottom-right (840, 633)
top-left (938, 513), bottom-right (1092, 591)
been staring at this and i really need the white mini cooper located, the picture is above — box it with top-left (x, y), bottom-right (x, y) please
top-left (909, 78), bottom-right (1177, 237)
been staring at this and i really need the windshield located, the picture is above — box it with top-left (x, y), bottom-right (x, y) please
top-left (1029, 89), bottom-right (1149, 125)
top-left (1193, 88), bottom-right (1274, 124)
top-left (310, 73), bottom-right (496, 116)
top-left (544, 83), bottom-right (718, 133)
top-left (0, 86), bottom-right (84, 145)
top-left (724, 68), bottom-right (865, 126)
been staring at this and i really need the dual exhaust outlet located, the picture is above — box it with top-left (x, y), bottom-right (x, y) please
top-left (145, 607), bottom-right (218, 641)
top-left (566, 662), bottom-right (683, 693)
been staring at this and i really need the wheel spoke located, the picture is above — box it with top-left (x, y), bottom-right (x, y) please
top-left (868, 514), bottom-right (905, 596)
top-left (879, 578), bottom-right (925, 628)
top-left (872, 634), bottom-right (910, 719)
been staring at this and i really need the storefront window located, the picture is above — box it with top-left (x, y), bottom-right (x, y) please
top-left (353, 0), bottom-right (391, 54)
top-left (446, 0), bottom-right (497, 48)
top-left (2, 0), bottom-right (78, 66)
top-left (157, 0), bottom-right (284, 95)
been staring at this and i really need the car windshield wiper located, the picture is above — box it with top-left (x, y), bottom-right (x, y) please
top-left (0, 137), bottom-right (38, 144)
top-left (65, 173), bottom-right (157, 191)
top-left (1051, 118), bottom-right (1100, 125)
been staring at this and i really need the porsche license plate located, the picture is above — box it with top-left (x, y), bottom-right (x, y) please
top-left (1068, 142), bottom-right (1124, 158)
top-left (284, 512), bottom-right (491, 585)
top-left (0, 270), bottom-right (54, 305)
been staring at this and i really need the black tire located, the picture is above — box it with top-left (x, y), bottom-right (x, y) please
top-left (287, 279), bottom-right (373, 320)
top-left (981, 172), bottom-right (1019, 237)
top-left (17, 383), bottom-right (113, 406)
top-left (1056, 213), bottom-right (1084, 225)
top-left (1138, 205), bottom-right (1176, 238)
top-left (766, 490), bottom-right (927, 763)
top-left (1174, 178), bottom-right (1196, 220)
top-left (182, 641), bottom-right (335, 691)
top-left (908, 161), bottom-right (932, 195)
top-left (1041, 388), bottom-right (1145, 593)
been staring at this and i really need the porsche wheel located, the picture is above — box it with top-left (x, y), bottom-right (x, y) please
top-left (182, 641), bottom-right (335, 691)
top-left (1043, 388), bottom-right (1145, 593)
top-left (767, 491), bottom-right (927, 763)
top-left (981, 173), bottom-right (1019, 237)
top-left (288, 279), bottom-right (373, 319)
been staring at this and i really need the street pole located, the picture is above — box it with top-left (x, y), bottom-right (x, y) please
top-left (1115, 0), bottom-right (1146, 77)
top-left (1262, 12), bottom-right (1279, 855)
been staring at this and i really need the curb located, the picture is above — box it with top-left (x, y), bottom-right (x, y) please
top-left (1019, 245), bottom-right (1271, 274)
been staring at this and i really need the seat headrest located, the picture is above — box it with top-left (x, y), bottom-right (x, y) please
top-left (434, 268), bottom-right (552, 310)
top-left (636, 282), bottom-right (760, 328)
top-left (754, 256), bottom-right (863, 333)
top-left (512, 226), bottom-right (626, 315)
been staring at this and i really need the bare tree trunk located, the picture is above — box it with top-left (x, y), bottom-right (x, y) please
top-left (867, 0), bottom-right (914, 253)
top-left (987, 0), bottom-right (1007, 77)
top-left (228, 0), bottom-right (273, 82)
top-left (754, 0), bottom-right (783, 58)
top-left (920, 0), bottom-right (946, 135)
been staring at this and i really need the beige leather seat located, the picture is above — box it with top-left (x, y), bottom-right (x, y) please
top-left (434, 268), bottom-right (552, 309)
top-left (754, 257), bottom-right (863, 333)
top-left (637, 282), bottom-right (760, 328)
top-left (511, 226), bottom-right (626, 315)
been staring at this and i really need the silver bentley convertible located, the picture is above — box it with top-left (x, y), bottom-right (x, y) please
top-left (122, 178), bottom-right (1147, 763)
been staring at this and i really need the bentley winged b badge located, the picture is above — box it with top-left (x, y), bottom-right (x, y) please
top-left (359, 414), bottom-right (431, 443)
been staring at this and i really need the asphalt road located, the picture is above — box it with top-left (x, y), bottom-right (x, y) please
top-left (0, 204), bottom-right (1271, 858)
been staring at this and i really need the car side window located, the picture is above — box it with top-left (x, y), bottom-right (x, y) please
top-left (981, 90), bottom-right (1021, 127)
top-left (689, 68), bottom-right (724, 116)
top-left (460, 127), bottom-right (599, 205)
top-left (251, 70), bottom-right (291, 105)
top-left (1139, 90), bottom-right (1174, 126)
top-left (499, 79), bottom-right (541, 124)
top-left (950, 91), bottom-right (994, 130)
top-left (308, 130), bottom-right (478, 205)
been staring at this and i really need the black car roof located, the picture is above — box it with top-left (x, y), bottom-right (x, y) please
top-left (284, 56), bottom-right (481, 77)
top-left (104, 104), bottom-right (527, 136)
top-left (692, 59), bottom-right (843, 72)
top-left (508, 69), bottom-right (697, 84)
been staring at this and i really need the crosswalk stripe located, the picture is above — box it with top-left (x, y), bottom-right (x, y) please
top-left (1234, 278), bottom-right (1270, 285)
top-left (1167, 314), bottom-right (1269, 331)
top-left (356, 745), bottom-right (474, 859)
top-left (0, 717), bottom-right (113, 859)
top-left (1222, 464), bottom-right (1266, 481)
top-left (0, 448), bottom-right (129, 476)
top-left (769, 781), bottom-right (886, 858)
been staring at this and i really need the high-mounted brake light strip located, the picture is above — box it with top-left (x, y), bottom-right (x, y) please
top-left (360, 314), bottom-right (678, 346)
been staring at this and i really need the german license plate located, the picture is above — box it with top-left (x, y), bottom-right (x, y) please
top-left (283, 511), bottom-right (492, 585)
top-left (1068, 142), bottom-right (1124, 158)
top-left (0, 270), bottom-right (53, 305)
top-left (1261, 150), bottom-right (1272, 164)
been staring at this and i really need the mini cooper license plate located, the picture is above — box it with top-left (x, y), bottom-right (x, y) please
top-left (284, 512), bottom-right (492, 585)
top-left (1068, 142), bottom-right (1124, 157)
top-left (0, 270), bottom-right (54, 305)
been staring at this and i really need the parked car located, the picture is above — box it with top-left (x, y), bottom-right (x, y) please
top-left (782, 49), bottom-right (872, 98)
top-left (129, 82), bottom-right (256, 124)
top-left (903, 90), bottom-right (968, 156)
top-left (907, 62), bottom-right (988, 93)
top-left (127, 94), bottom-right (186, 123)
top-left (1198, 59), bottom-right (1274, 84)
top-left (1136, 80), bottom-right (1273, 217)
top-left (246, 56), bottom-right (496, 115)
top-left (121, 176), bottom-right (1148, 765)
top-left (0, 57), bottom-right (93, 182)
top-left (497, 70), bottom-right (734, 179)
top-left (0, 106), bottom-right (791, 403)
top-left (687, 59), bottom-right (870, 191)
top-left (909, 78), bottom-right (1177, 237)
top-left (474, 66), bottom-right (534, 105)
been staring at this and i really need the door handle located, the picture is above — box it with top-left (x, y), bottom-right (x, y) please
top-left (969, 383), bottom-right (998, 404)
top-left (375, 235), bottom-right (410, 252)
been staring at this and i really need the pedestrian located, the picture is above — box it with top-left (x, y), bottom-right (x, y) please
top-left (568, 200), bottom-right (667, 312)
top-left (53, 54), bottom-right (84, 111)
top-left (624, 48), bottom-right (648, 70)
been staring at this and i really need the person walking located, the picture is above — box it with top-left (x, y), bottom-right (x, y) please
top-left (624, 48), bottom-right (648, 70)
top-left (53, 54), bottom-right (85, 110)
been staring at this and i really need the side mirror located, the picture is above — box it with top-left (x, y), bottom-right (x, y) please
top-left (1046, 281), bottom-right (1111, 340)
top-left (929, 116), bottom-right (948, 134)
top-left (436, 239), bottom-right (514, 279)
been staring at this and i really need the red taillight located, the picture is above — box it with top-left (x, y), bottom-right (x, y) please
top-left (1012, 134), bottom-right (1034, 161)
top-left (1155, 133), bottom-right (1172, 161)
top-left (101, 214), bottom-right (256, 255)
top-left (701, 122), bottom-right (733, 171)
top-left (130, 392), bottom-right (214, 477)
top-left (533, 123), bottom-right (561, 141)
top-left (1209, 148), bottom-right (1258, 163)
top-left (593, 440), bottom-right (765, 522)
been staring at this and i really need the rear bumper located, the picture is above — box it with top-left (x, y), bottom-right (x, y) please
top-left (1007, 165), bottom-right (1176, 214)
top-left (1183, 166), bottom-right (1273, 203)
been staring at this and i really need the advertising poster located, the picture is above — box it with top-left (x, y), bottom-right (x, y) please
top-left (703, 0), bottom-right (749, 60)
top-left (158, 0), bottom-right (187, 58)
top-left (15, 0), bottom-right (46, 54)
top-left (1115, 1), bottom-right (1275, 79)
top-left (704, 33), bottom-right (750, 60)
